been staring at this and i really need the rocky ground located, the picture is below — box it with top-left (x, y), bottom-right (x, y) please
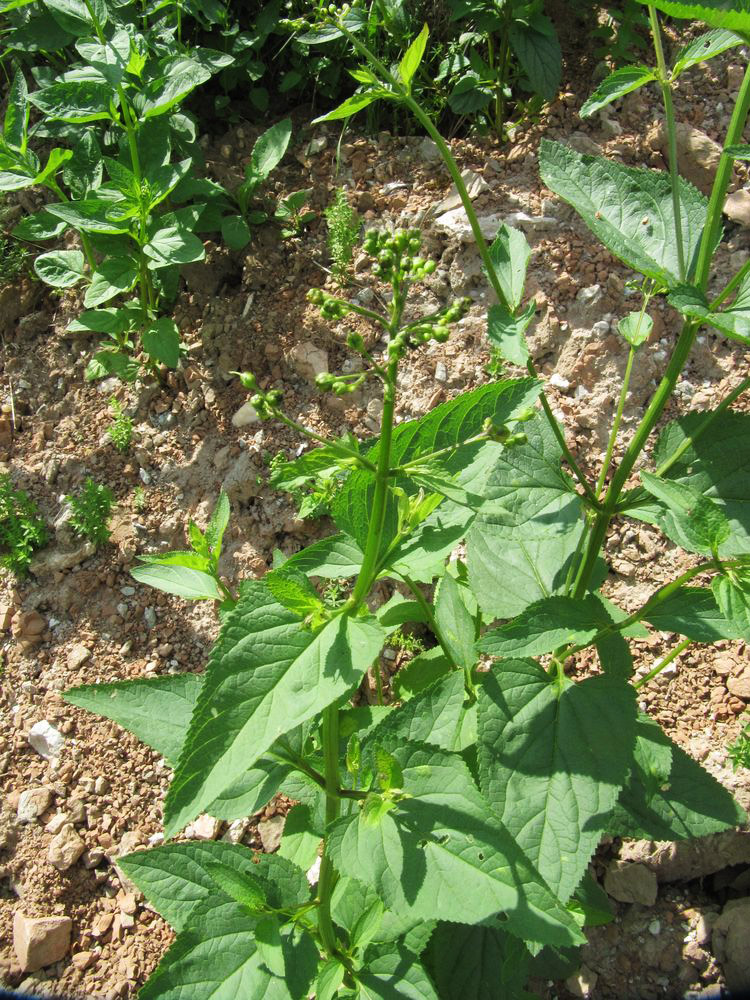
top-left (1, 28), bottom-right (750, 1000)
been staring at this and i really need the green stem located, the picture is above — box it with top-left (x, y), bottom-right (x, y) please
top-left (47, 179), bottom-right (96, 270)
top-left (401, 573), bottom-right (474, 694)
top-left (634, 637), bottom-right (691, 689)
top-left (317, 704), bottom-right (340, 956)
top-left (649, 5), bottom-right (685, 280)
top-left (270, 408), bottom-right (377, 472)
top-left (596, 345), bottom-right (636, 497)
top-left (710, 257), bottom-right (750, 310)
top-left (373, 656), bottom-right (384, 706)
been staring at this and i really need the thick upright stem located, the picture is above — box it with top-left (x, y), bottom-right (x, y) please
top-left (316, 704), bottom-right (340, 955)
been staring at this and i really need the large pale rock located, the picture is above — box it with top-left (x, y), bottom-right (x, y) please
top-left (231, 402), bottom-right (260, 428)
top-left (48, 824), bottom-right (85, 871)
top-left (603, 860), bottom-right (658, 905)
top-left (434, 168), bottom-right (489, 214)
top-left (619, 831), bottom-right (750, 882)
top-left (650, 121), bottom-right (722, 195)
top-left (713, 898), bottom-right (750, 991)
top-left (17, 787), bottom-right (52, 824)
top-left (67, 644), bottom-right (92, 670)
top-left (725, 189), bottom-right (750, 226)
top-left (258, 815), bottom-right (286, 853)
top-left (287, 342), bottom-right (329, 384)
top-left (13, 911), bottom-right (72, 972)
top-left (29, 541), bottom-right (95, 576)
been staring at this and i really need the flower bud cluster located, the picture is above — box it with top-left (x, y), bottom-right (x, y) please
top-left (315, 372), bottom-right (365, 396)
top-left (362, 228), bottom-right (437, 283)
top-left (235, 373), bottom-right (283, 419)
top-left (406, 297), bottom-right (472, 346)
top-left (306, 287), bottom-right (351, 321)
top-left (482, 417), bottom-right (527, 447)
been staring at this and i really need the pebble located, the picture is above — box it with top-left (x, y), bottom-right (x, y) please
top-left (434, 362), bottom-right (448, 383)
top-left (67, 644), bottom-right (92, 669)
top-left (138, 468), bottom-right (152, 486)
top-left (143, 608), bottom-right (156, 629)
top-left (258, 814), bottom-right (285, 853)
top-left (48, 824), bottom-right (85, 870)
top-left (604, 860), bottom-right (658, 905)
top-left (13, 912), bottom-right (72, 973)
top-left (549, 373), bottom-right (571, 391)
top-left (231, 402), bottom-right (260, 428)
top-left (17, 787), bottom-right (52, 823)
top-left (28, 721), bottom-right (65, 761)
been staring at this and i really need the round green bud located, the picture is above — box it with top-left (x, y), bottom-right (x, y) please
top-left (332, 380), bottom-right (348, 394)
top-left (346, 331), bottom-right (365, 351)
top-left (307, 288), bottom-right (324, 304)
top-left (250, 393), bottom-right (264, 409)
top-left (315, 372), bottom-right (333, 388)
top-left (266, 389), bottom-right (283, 406)
top-left (423, 259), bottom-right (437, 276)
top-left (237, 371), bottom-right (257, 391)
top-left (408, 238), bottom-right (421, 254)
top-left (433, 327), bottom-right (449, 343)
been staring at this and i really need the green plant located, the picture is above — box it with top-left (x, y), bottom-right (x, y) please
top-left (325, 187), bottom-right (360, 281)
top-left (728, 717), bottom-right (750, 771)
top-left (275, 188), bottom-right (316, 239)
top-left (0, 236), bottom-right (29, 287)
top-left (0, 475), bottom-right (47, 575)
top-left (132, 485), bottom-right (147, 512)
top-left (63, 5), bottom-right (750, 999)
top-left (130, 490), bottom-right (235, 605)
top-left (67, 478), bottom-right (114, 547)
top-left (387, 627), bottom-right (426, 655)
top-left (269, 449), bottom-right (343, 520)
top-left (107, 396), bottom-right (132, 453)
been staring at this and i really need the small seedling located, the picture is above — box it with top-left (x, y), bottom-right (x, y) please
top-left (387, 628), bottom-right (426, 655)
top-left (275, 188), bottom-right (316, 238)
top-left (0, 237), bottom-right (29, 288)
top-left (131, 490), bottom-right (235, 606)
top-left (269, 450), bottom-right (340, 520)
top-left (107, 397), bottom-right (132, 453)
top-left (0, 475), bottom-right (47, 574)
top-left (728, 719), bottom-right (750, 771)
top-left (67, 479), bottom-right (114, 547)
top-left (325, 187), bottom-right (360, 280)
top-left (132, 486), bottom-right (147, 513)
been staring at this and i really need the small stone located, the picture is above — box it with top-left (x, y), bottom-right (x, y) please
top-left (28, 721), bottom-right (65, 760)
top-left (91, 912), bottom-right (114, 938)
top-left (94, 777), bottom-right (110, 795)
top-left (48, 824), bottom-right (85, 871)
top-left (434, 362), bottom-right (448, 383)
top-left (144, 607), bottom-right (156, 629)
top-left (728, 64), bottom-right (745, 91)
top-left (604, 860), bottom-right (658, 905)
top-left (419, 138), bottom-right (440, 161)
top-left (185, 814), bottom-right (222, 841)
top-left (713, 898), bottom-right (750, 991)
top-left (17, 787), bottom-right (52, 824)
top-left (258, 814), bottom-right (286, 853)
top-left (549, 373), bottom-right (571, 391)
top-left (565, 964), bottom-right (598, 998)
top-left (287, 342), bottom-right (329, 384)
top-left (118, 893), bottom-right (137, 915)
top-left (231, 402), bottom-right (260, 428)
top-left (45, 812), bottom-right (70, 835)
top-left (724, 189), bottom-right (750, 227)
top-left (727, 666), bottom-right (750, 700)
top-left (434, 168), bottom-right (489, 214)
top-left (71, 951), bottom-right (96, 971)
top-left (13, 912), bottom-right (72, 972)
top-left (67, 644), bottom-right (92, 670)
top-left (221, 818), bottom-right (250, 844)
top-left (648, 919), bottom-right (661, 936)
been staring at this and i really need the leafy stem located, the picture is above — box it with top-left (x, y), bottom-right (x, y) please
top-left (634, 637), bottom-right (691, 689)
top-left (596, 344), bottom-right (636, 498)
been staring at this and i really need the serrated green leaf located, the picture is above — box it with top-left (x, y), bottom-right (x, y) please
top-left (632, 0), bottom-right (750, 32)
top-left (370, 671), bottom-right (473, 752)
top-left (280, 533), bottom-right (364, 579)
top-left (120, 842), bottom-right (311, 932)
top-left (712, 574), bottom-right (750, 632)
top-left (641, 470), bottom-right (730, 554)
top-left (487, 301), bottom-right (534, 366)
top-left (356, 947), bottom-right (439, 1000)
top-left (34, 249), bottom-right (86, 287)
top-left (4, 71), bottom-right (28, 152)
top-left (266, 566), bottom-right (325, 619)
top-left (29, 80), bottom-right (113, 123)
top-left (434, 572), bottom-right (476, 671)
top-left (317, 958), bottom-right (347, 1000)
top-left (668, 279), bottom-right (750, 346)
top-left (63, 673), bottom-right (202, 765)
top-left (644, 586), bottom-right (750, 641)
top-left (204, 862), bottom-right (267, 912)
top-left (610, 714), bottom-right (746, 838)
top-left (131, 563), bottom-right (223, 600)
top-left (164, 582), bottom-right (385, 835)
top-left (570, 870), bottom-right (614, 928)
top-left (486, 223), bottom-right (531, 312)
top-left (618, 310), bottom-right (653, 347)
top-left (328, 743), bottom-right (584, 948)
top-left (478, 661), bottom-right (637, 901)
top-left (398, 24), bottom-right (429, 91)
top-left (539, 139), bottom-right (710, 285)
top-left (425, 922), bottom-right (530, 1000)
top-left (672, 28), bottom-right (743, 77)
top-left (205, 490), bottom-right (230, 556)
top-left (312, 90), bottom-right (387, 124)
top-left (580, 65), bottom-right (656, 118)
top-left (277, 803), bottom-right (321, 871)
top-left (509, 13), bottom-right (561, 100)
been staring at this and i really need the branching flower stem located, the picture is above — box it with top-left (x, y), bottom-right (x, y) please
top-left (334, 19), bottom-right (598, 509)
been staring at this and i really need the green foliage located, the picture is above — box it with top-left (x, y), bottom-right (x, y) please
top-left (727, 718), bottom-right (750, 771)
top-left (0, 236), bottom-right (29, 287)
top-left (67, 478), bottom-right (114, 547)
top-left (325, 188), bottom-right (360, 281)
top-left (132, 485), bottom-right (146, 512)
top-left (107, 396), bottom-right (132, 453)
top-left (63, 10), bottom-right (750, 1000)
top-left (0, 474), bottom-right (47, 575)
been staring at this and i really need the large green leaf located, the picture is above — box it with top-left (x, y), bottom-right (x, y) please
top-left (75, 28), bottom-right (131, 87)
top-left (672, 28), bottom-right (743, 77)
top-left (486, 223), bottom-right (531, 311)
top-left (640, 470), bottom-right (730, 555)
top-left (328, 743), bottom-right (585, 948)
top-left (433, 572), bottom-right (477, 671)
top-left (142, 56), bottom-right (212, 118)
top-left (131, 563), bottom-right (223, 600)
top-left (478, 661), bottom-right (637, 901)
top-left (398, 24), bottom-right (429, 91)
top-left (34, 249), bottom-right (86, 287)
top-left (369, 671), bottom-right (473, 752)
top-left (120, 842), bottom-right (311, 931)
top-left (45, 0), bottom-right (108, 35)
top-left (355, 947), bottom-right (439, 1000)
top-left (487, 302), bottom-right (534, 366)
top-left (46, 198), bottom-right (130, 234)
top-left (29, 80), bottom-right (113, 123)
top-left (250, 118), bottom-right (292, 180)
top-left (144, 224), bottom-right (205, 268)
top-left (279, 533), bottom-right (364, 579)
top-left (633, 0), bottom-right (750, 32)
top-left (142, 317), bottom-right (181, 368)
top-left (509, 13), bottom-right (561, 100)
top-left (425, 922), bottom-right (530, 1000)
top-left (643, 586), bottom-right (750, 641)
top-left (610, 714), bottom-right (746, 839)
top-left (164, 582), bottom-right (385, 835)
top-left (539, 139), bottom-right (710, 286)
top-left (64, 673), bottom-right (202, 765)
top-left (84, 256), bottom-right (139, 307)
top-left (4, 71), bottom-right (28, 152)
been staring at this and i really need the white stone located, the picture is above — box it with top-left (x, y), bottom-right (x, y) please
top-left (288, 342), bottom-right (329, 383)
top-left (48, 824), bottom-right (85, 871)
top-left (185, 814), bottom-right (222, 840)
top-left (434, 169), bottom-right (489, 214)
top-left (28, 721), bottom-right (65, 761)
top-left (549, 373), bottom-right (571, 391)
top-left (67, 644), bottom-right (91, 670)
top-left (231, 402), bottom-right (260, 428)
top-left (433, 208), bottom-right (502, 242)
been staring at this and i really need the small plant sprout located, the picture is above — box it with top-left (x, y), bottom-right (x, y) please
top-left (67, 479), bottom-right (115, 547)
top-left (0, 475), bottom-right (47, 575)
top-left (130, 490), bottom-right (235, 607)
top-left (274, 188), bottom-right (316, 238)
top-left (727, 717), bottom-right (750, 772)
top-left (132, 486), bottom-right (147, 513)
top-left (325, 186), bottom-right (360, 281)
top-left (107, 397), bottom-right (133, 453)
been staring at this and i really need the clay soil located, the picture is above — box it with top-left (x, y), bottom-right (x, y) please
top-left (1, 28), bottom-right (750, 1000)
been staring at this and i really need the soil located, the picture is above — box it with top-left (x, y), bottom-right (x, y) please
top-left (1, 28), bottom-right (750, 1000)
